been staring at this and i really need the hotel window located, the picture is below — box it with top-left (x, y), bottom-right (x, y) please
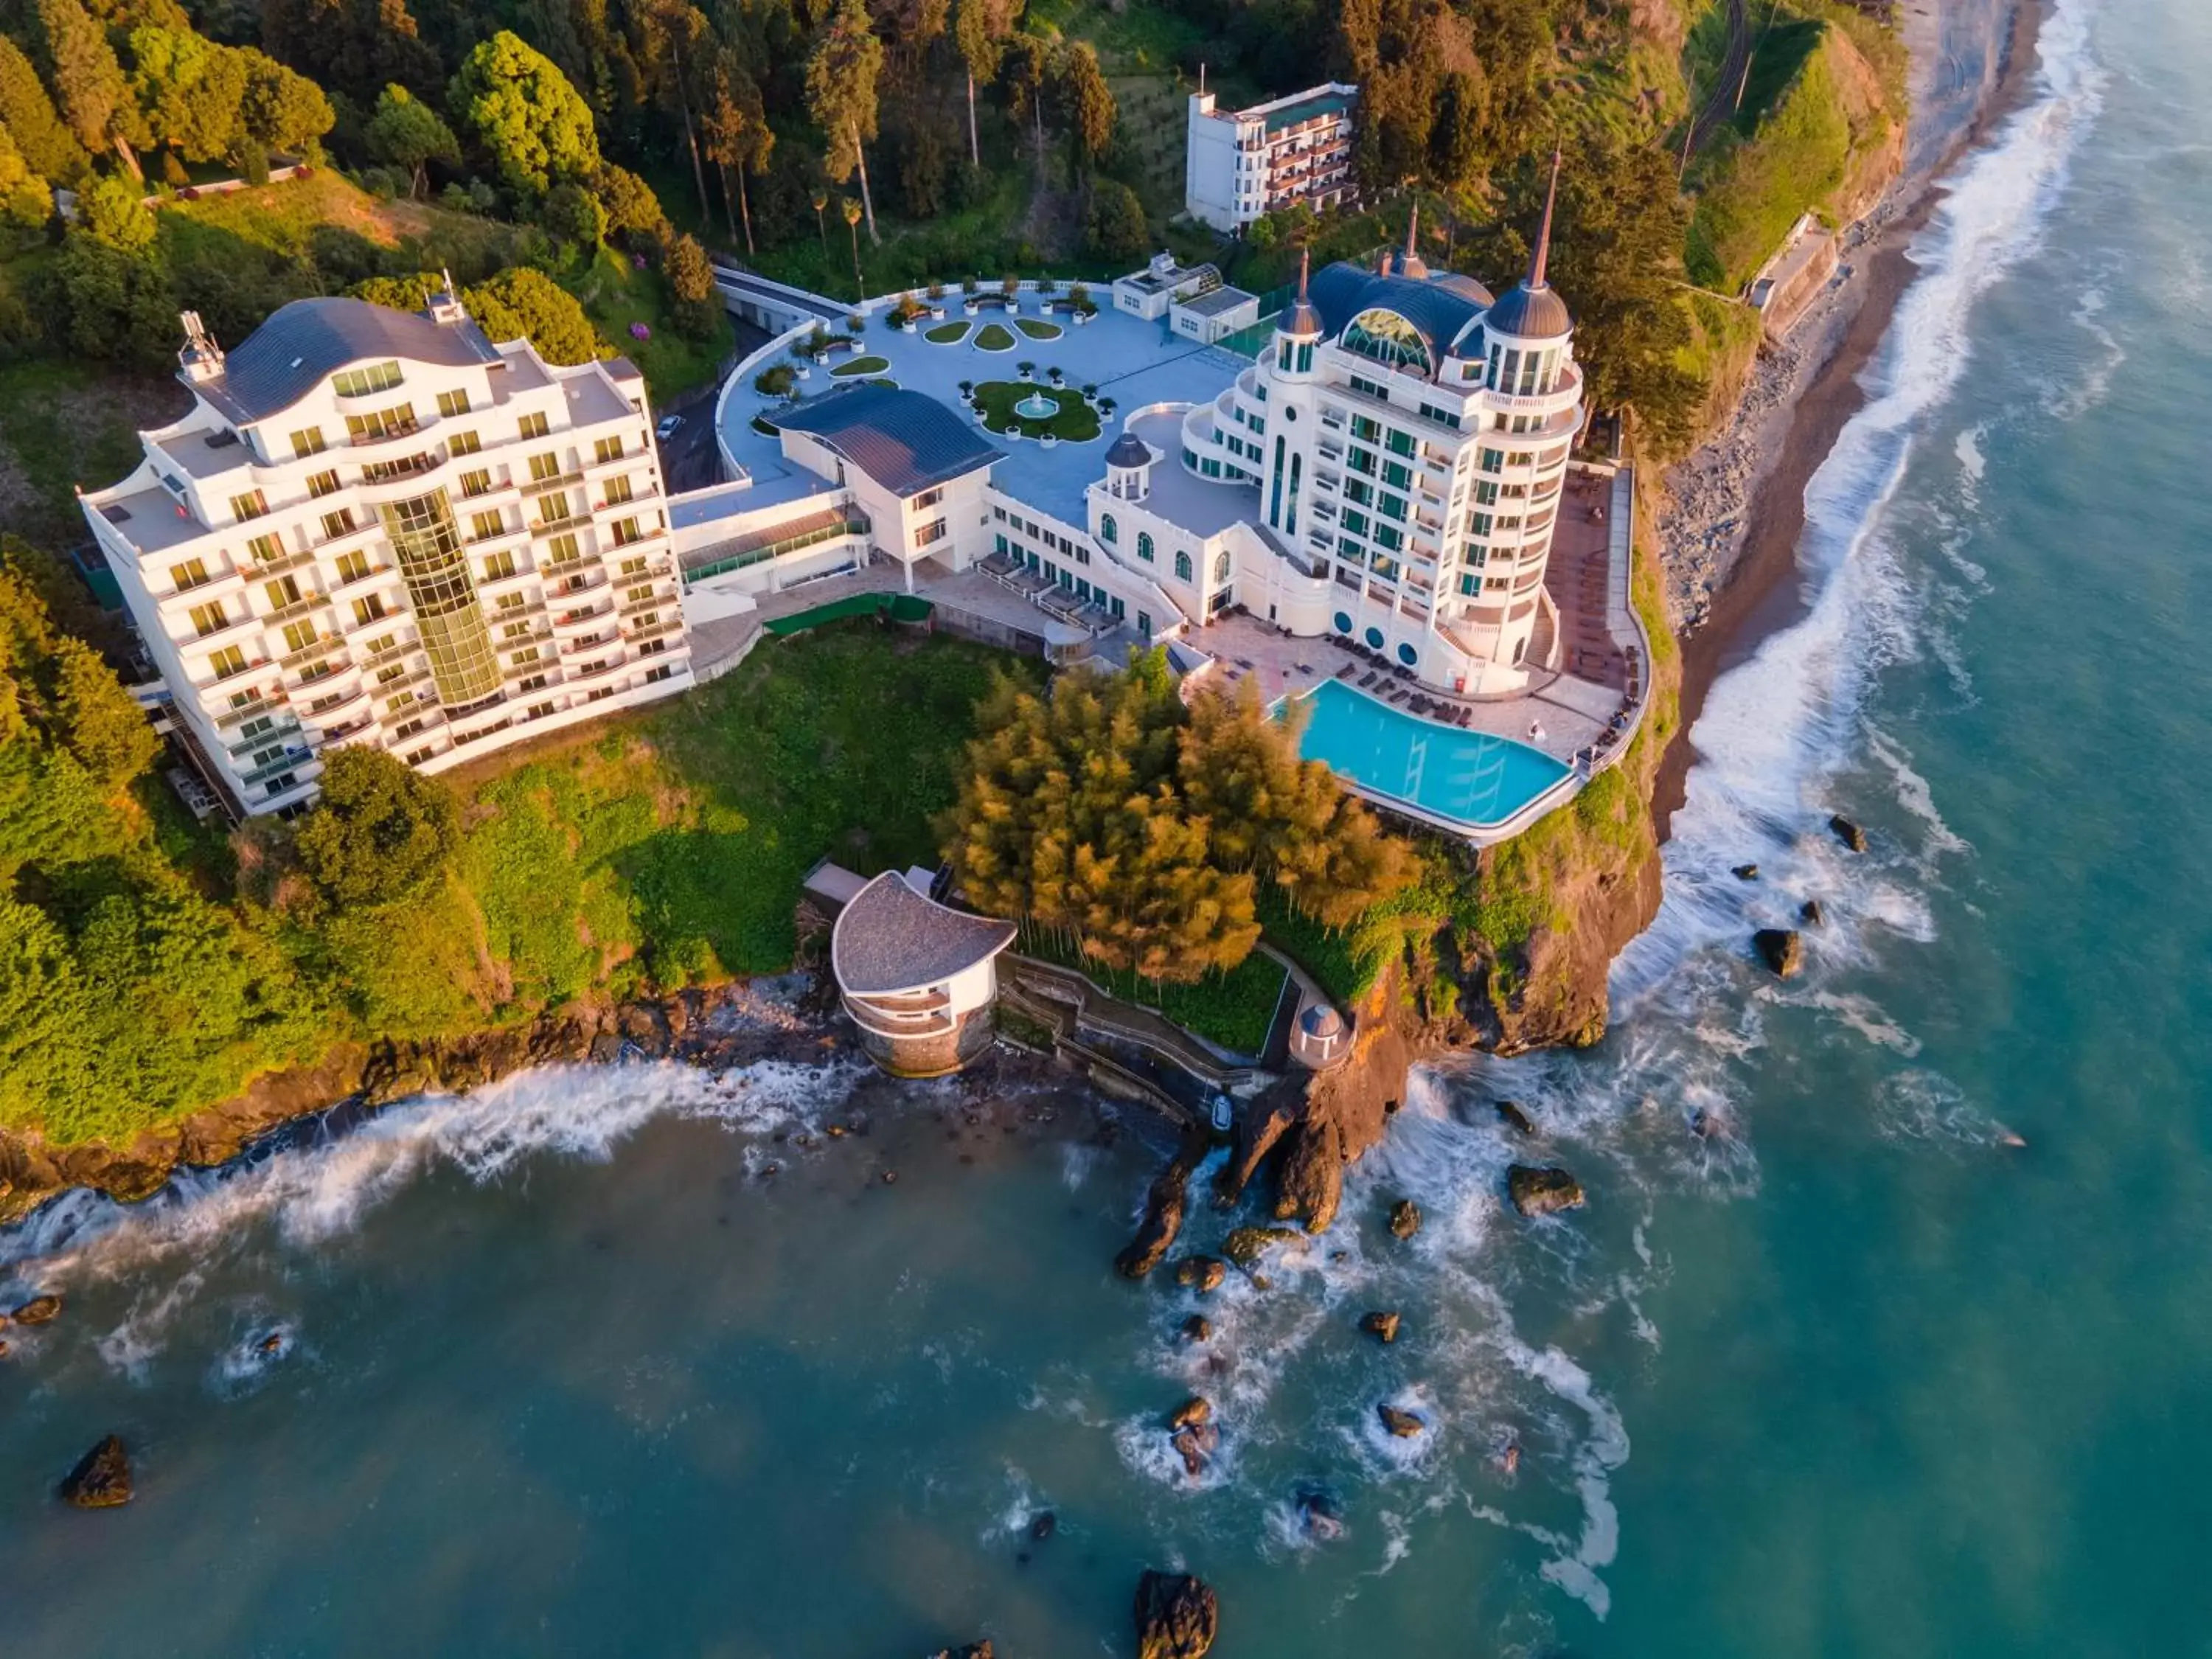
top-left (246, 532), bottom-right (285, 567)
top-left (448, 429), bottom-right (482, 456)
top-left (363, 632), bottom-right (397, 657)
top-left (320, 507), bottom-right (356, 540)
top-left (459, 467), bottom-right (493, 498)
top-left (1378, 493), bottom-right (1407, 523)
top-left (352, 594), bottom-right (389, 627)
top-left (496, 591), bottom-right (526, 612)
top-left (331, 360), bottom-right (402, 397)
top-left (1465, 543), bottom-right (1489, 567)
top-left (231, 489), bottom-right (269, 521)
top-left (1349, 414), bottom-right (1380, 442)
top-left (481, 549), bottom-right (518, 582)
top-left (543, 532), bottom-right (580, 564)
top-left (307, 468), bottom-right (341, 498)
top-left (537, 494), bottom-right (574, 527)
top-left (207, 644), bottom-right (248, 679)
top-left (518, 411), bottom-right (550, 439)
top-left (188, 600), bottom-right (229, 637)
top-left (1470, 511), bottom-right (1494, 537)
top-left (1373, 524), bottom-right (1403, 552)
top-left (471, 510), bottom-right (506, 543)
top-left (1134, 531), bottom-right (1155, 563)
top-left (619, 556), bottom-right (649, 577)
top-left (1100, 513), bottom-right (1117, 543)
top-left (529, 451), bottom-right (563, 482)
top-left (626, 582), bottom-right (657, 604)
top-left (1385, 428), bottom-right (1416, 458)
top-left (1175, 550), bottom-right (1192, 582)
top-left (437, 389), bottom-right (472, 418)
top-left (170, 557), bottom-right (209, 591)
top-left (281, 619), bottom-right (319, 654)
top-left (1344, 479), bottom-right (1373, 507)
top-left (610, 517), bottom-right (644, 546)
top-left (290, 427), bottom-right (327, 459)
top-left (1340, 509), bottom-right (1368, 536)
top-left (344, 403), bottom-right (417, 443)
top-left (594, 435), bottom-right (627, 465)
top-left (605, 476), bottom-right (635, 506)
top-left (914, 518), bottom-right (947, 549)
top-left (509, 644), bottom-right (540, 666)
top-left (263, 574), bottom-right (303, 610)
top-left (333, 548), bottom-right (371, 585)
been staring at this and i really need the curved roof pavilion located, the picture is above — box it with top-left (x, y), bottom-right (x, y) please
top-left (830, 872), bottom-right (1017, 998)
top-left (192, 296), bottom-right (501, 425)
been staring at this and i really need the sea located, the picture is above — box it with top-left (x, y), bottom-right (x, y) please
top-left (4, 1), bottom-right (2205, 1649)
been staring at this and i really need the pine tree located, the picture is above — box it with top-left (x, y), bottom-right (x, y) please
top-left (0, 35), bottom-right (88, 184)
top-left (33, 0), bottom-right (131, 169)
top-left (804, 0), bottom-right (883, 245)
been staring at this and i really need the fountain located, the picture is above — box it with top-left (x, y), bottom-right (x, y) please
top-left (1012, 389), bottom-right (1058, 422)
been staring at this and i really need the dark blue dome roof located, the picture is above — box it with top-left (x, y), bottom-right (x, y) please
top-left (1485, 279), bottom-right (1573, 341)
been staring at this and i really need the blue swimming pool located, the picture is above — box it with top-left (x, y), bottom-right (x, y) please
top-left (1289, 680), bottom-right (1574, 832)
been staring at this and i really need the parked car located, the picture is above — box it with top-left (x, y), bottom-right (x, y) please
top-left (655, 414), bottom-right (684, 440)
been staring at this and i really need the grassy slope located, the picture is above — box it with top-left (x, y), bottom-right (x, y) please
top-left (0, 361), bottom-right (183, 546)
top-left (557, 245), bottom-right (733, 402)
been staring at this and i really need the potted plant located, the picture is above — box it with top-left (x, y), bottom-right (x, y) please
top-left (958, 379), bottom-right (974, 397)
top-left (1037, 275), bottom-right (1058, 296)
top-left (1097, 397), bottom-right (1116, 417)
top-left (1081, 383), bottom-right (1098, 403)
top-left (847, 312), bottom-right (864, 333)
top-left (1017, 361), bottom-right (1035, 381)
top-left (1047, 366), bottom-right (1065, 386)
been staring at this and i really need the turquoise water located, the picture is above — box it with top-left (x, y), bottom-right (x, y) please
top-left (7, 1), bottom-right (2212, 1649)
top-left (1291, 678), bottom-right (1573, 830)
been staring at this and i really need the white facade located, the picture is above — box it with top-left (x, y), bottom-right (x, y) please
top-left (1184, 82), bottom-right (1359, 233)
top-left (80, 288), bottom-right (691, 815)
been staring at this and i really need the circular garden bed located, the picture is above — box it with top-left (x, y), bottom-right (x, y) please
top-left (923, 320), bottom-right (970, 344)
top-left (1014, 316), bottom-right (1063, 341)
top-left (972, 382), bottom-right (1100, 442)
top-left (973, 322), bottom-right (1018, 352)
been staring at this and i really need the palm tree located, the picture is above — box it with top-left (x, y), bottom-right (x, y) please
top-left (812, 189), bottom-right (829, 255)
top-left (842, 196), bottom-right (865, 297)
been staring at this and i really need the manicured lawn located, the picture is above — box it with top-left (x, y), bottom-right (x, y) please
top-left (451, 627), bottom-right (1043, 983)
top-left (830, 354), bottom-right (891, 377)
top-left (974, 321), bottom-right (1018, 352)
top-left (924, 320), bottom-right (971, 343)
top-left (1015, 316), bottom-right (1064, 340)
top-left (973, 382), bottom-right (1101, 442)
top-left (1021, 927), bottom-right (1287, 1056)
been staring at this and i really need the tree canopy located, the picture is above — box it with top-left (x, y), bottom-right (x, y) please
top-left (293, 746), bottom-right (460, 912)
top-left (450, 29), bottom-right (599, 196)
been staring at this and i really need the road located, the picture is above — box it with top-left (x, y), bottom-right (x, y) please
top-left (650, 315), bottom-right (773, 494)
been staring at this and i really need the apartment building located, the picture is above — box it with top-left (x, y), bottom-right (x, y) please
top-left (1184, 81), bottom-right (1358, 234)
top-left (80, 283), bottom-right (692, 815)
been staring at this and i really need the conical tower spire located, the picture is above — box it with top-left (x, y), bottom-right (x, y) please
top-left (1298, 246), bottom-right (1310, 297)
top-left (1281, 246), bottom-right (1324, 339)
top-left (1528, 147), bottom-right (1562, 290)
top-left (1399, 202), bottom-right (1427, 278)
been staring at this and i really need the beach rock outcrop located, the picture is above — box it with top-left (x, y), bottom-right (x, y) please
top-left (60, 1436), bottom-right (133, 1508)
top-left (1116, 1127), bottom-right (1211, 1279)
top-left (1495, 1101), bottom-right (1536, 1136)
top-left (1360, 1310), bottom-right (1401, 1344)
top-left (1029, 1511), bottom-right (1057, 1542)
top-left (1293, 1484), bottom-right (1345, 1541)
top-left (1179, 1314), bottom-right (1214, 1343)
top-left (1222, 1225), bottom-right (1298, 1267)
top-left (13, 1293), bottom-right (62, 1324)
top-left (1166, 1396), bottom-right (1212, 1431)
top-left (928, 1643), bottom-right (994, 1659)
top-left (1134, 1571), bottom-right (1218, 1659)
top-left (1174, 1256), bottom-right (1226, 1294)
top-left (1732, 863), bottom-right (1760, 880)
top-left (1377, 1404), bottom-right (1425, 1439)
top-left (1829, 814), bottom-right (1868, 852)
top-left (1272, 1116), bottom-right (1343, 1234)
top-left (1170, 1421), bottom-right (1220, 1477)
top-left (1388, 1199), bottom-right (1422, 1240)
top-left (1507, 1165), bottom-right (1586, 1217)
top-left (1801, 898), bottom-right (1825, 926)
top-left (1753, 928), bottom-right (1804, 978)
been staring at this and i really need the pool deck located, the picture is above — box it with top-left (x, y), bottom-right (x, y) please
top-left (718, 299), bottom-right (1253, 527)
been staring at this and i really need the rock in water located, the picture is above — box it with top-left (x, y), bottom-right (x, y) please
top-left (1387, 1199), bottom-right (1422, 1240)
top-left (1173, 1256), bottom-right (1226, 1294)
top-left (1293, 1484), bottom-right (1345, 1542)
top-left (1169, 1422), bottom-right (1219, 1477)
top-left (1800, 898), bottom-right (1825, 926)
top-left (1029, 1510), bottom-right (1057, 1542)
top-left (60, 1436), bottom-right (132, 1509)
top-left (1506, 1165), bottom-right (1586, 1217)
top-left (1166, 1396), bottom-right (1212, 1430)
top-left (1753, 928), bottom-right (1804, 978)
top-left (1222, 1225), bottom-right (1299, 1267)
top-left (1829, 814), bottom-right (1868, 852)
top-left (1133, 1571), bottom-right (1219, 1659)
top-left (928, 1644), bottom-right (994, 1659)
top-left (1377, 1404), bottom-right (1425, 1439)
top-left (13, 1293), bottom-right (62, 1325)
top-left (1360, 1310), bottom-right (1401, 1344)
top-left (1179, 1314), bottom-right (1214, 1343)
top-left (1495, 1100), bottom-right (1536, 1136)
top-left (1732, 863), bottom-right (1760, 880)
top-left (1116, 1129), bottom-right (1209, 1279)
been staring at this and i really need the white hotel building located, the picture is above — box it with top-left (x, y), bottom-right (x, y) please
top-left (1184, 81), bottom-right (1359, 234)
top-left (80, 282), bottom-right (692, 815)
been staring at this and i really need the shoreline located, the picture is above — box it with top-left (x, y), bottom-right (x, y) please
top-left (1652, 0), bottom-right (2048, 832)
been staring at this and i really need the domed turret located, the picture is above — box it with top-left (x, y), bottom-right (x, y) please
top-left (1104, 430), bottom-right (1153, 500)
top-left (1271, 250), bottom-right (1323, 380)
top-left (1486, 150), bottom-right (1573, 342)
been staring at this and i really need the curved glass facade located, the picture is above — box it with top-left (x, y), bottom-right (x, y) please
top-left (378, 488), bottom-right (500, 707)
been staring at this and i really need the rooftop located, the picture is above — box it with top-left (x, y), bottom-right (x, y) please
top-left (773, 381), bottom-right (1004, 499)
top-left (1180, 285), bottom-right (1258, 319)
top-left (192, 296), bottom-right (502, 425)
top-left (830, 871), bottom-right (1016, 997)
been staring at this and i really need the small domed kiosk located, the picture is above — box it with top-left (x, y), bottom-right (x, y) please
top-left (830, 871), bottom-right (1017, 1077)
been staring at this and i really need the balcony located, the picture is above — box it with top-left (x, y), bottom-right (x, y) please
top-left (277, 633), bottom-right (347, 672)
top-left (623, 616), bottom-right (684, 645)
top-left (520, 469), bottom-right (585, 498)
top-left (243, 544), bottom-right (322, 581)
top-left (358, 636), bottom-right (422, 673)
top-left (341, 603), bottom-right (402, 641)
top-left (238, 745), bottom-right (314, 788)
top-left (330, 560), bottom-right (394, 599)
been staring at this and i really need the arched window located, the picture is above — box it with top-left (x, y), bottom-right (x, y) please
top-left (1100, 513), bottom-right (1117, 543)
top-left (1342, 308), bottom-right (1433, 375)
top-left (1137, 531), bottom-right (1155, 563)
top-left (1212, 551), bottom-right (1231, 585)
top-left (1175, 549), bottom-right (1192, 582)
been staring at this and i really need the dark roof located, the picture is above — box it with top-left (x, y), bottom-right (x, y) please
top-left (1433, 272), bottom-right (1496, 306)
top-left (775, 382), bottom-right (1002, 498)
top-left (1485, 280), bottom-right (1573, 341)
top-left (831, 872), bottom-right (1016, 995)
top-left (192, 297), bottom-right (501, 423)
top-left (1298, 1004), bottom-right (1345, 1039)
top-left (1308, 264), bottom-right (1489, 372)
top-left (1257, 88), bottom-right (1354, 133)
top-left (1105, 431), bottom-right (1152, 468)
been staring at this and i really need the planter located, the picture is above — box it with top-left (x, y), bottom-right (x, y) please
top-left (930, 305), bottom-right (945, 320)
top-left (796, 366), bottom-right (812, 380)
top-left (1040, 434), bottom-right (1058, 450)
